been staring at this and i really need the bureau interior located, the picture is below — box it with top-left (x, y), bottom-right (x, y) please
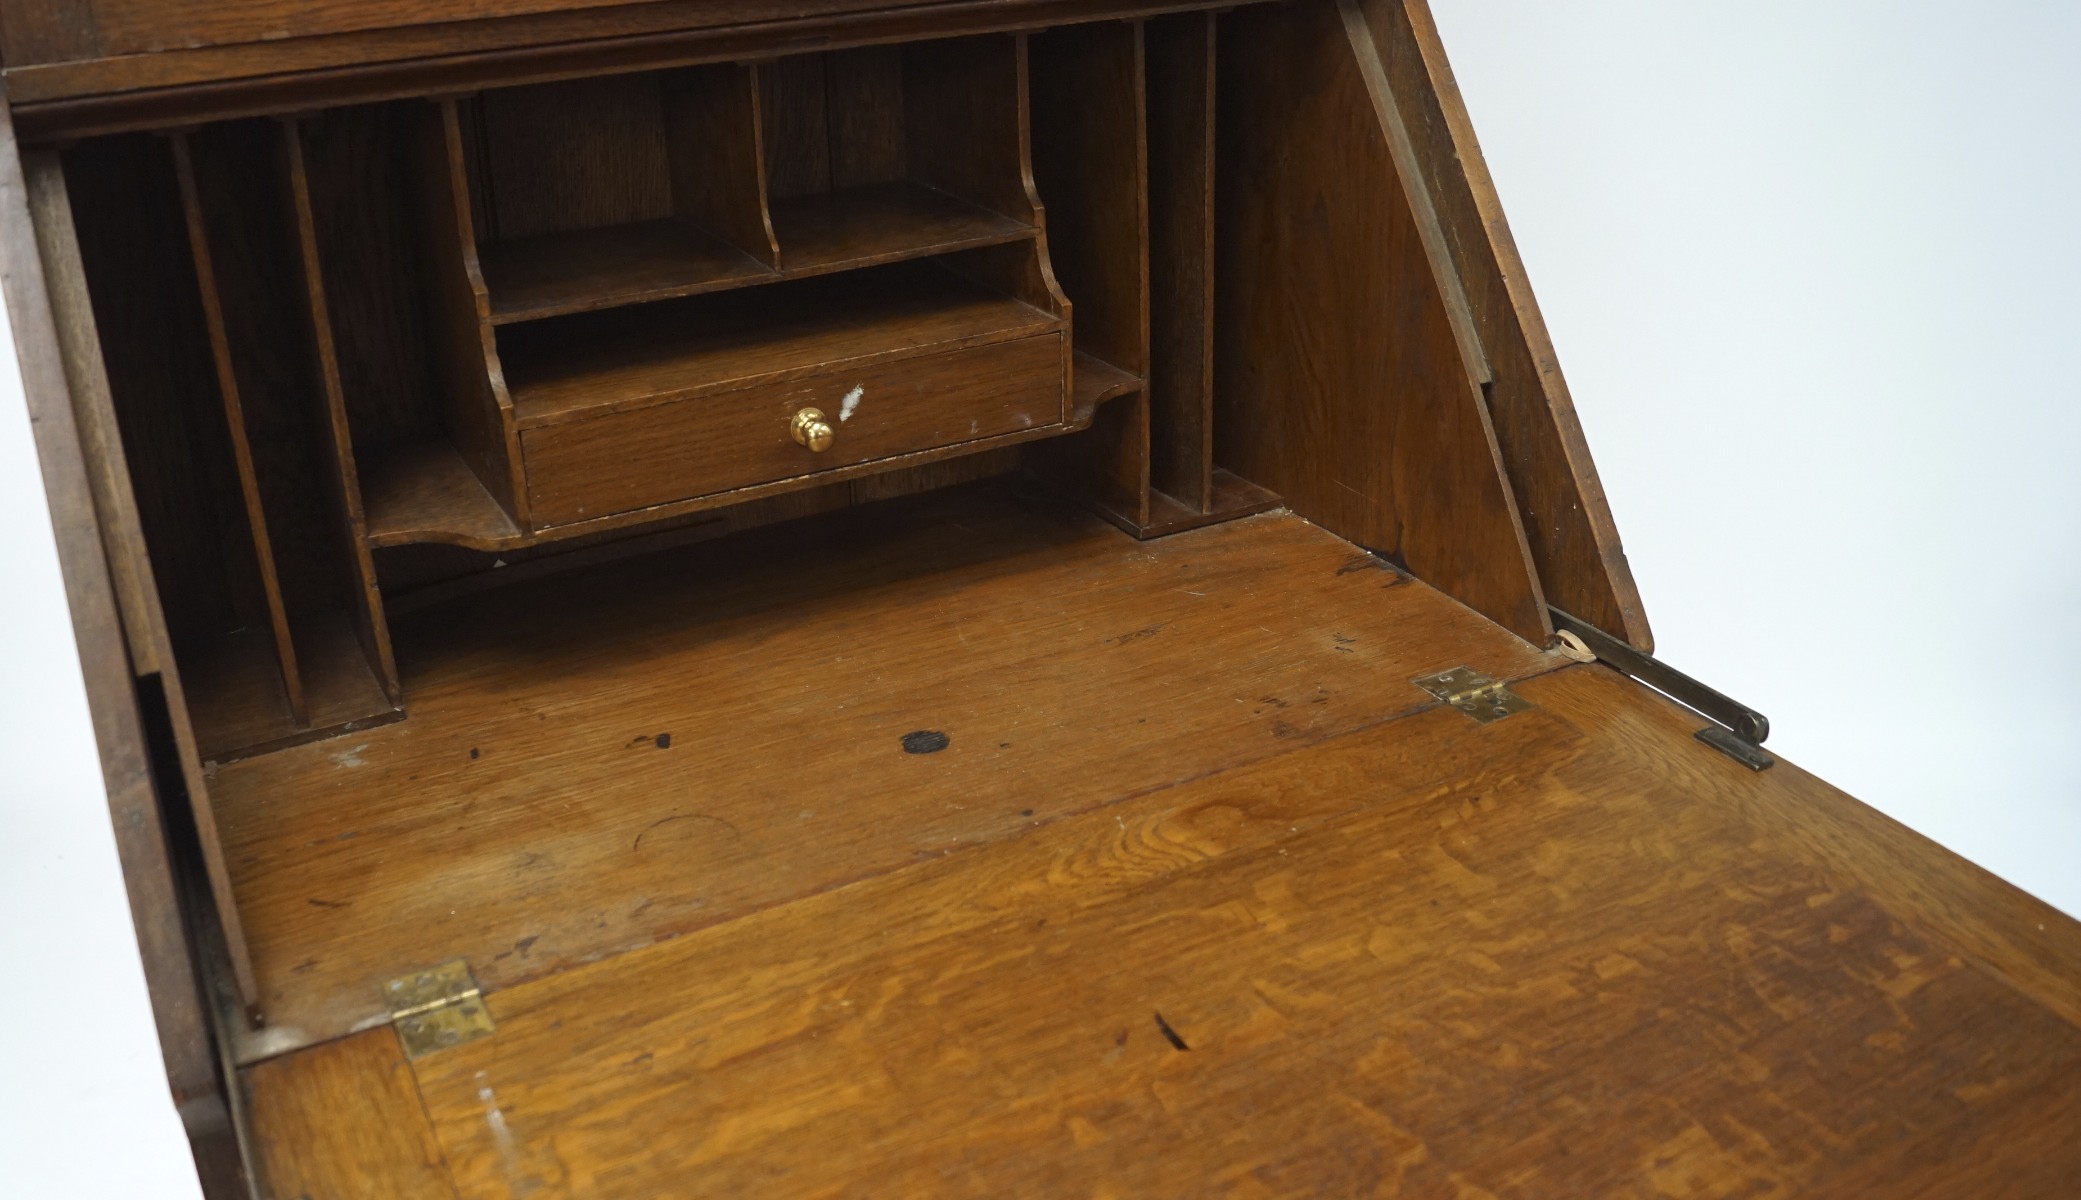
top-left (57, 0), bottom-right (1514, 1037)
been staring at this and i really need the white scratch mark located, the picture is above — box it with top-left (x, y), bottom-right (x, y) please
top-left (838, 384), bottom-right (865, 422)
top-left (241, 1024), bottom-right (313, 1058)
top-left (477, 1071), bottom-right (525, 1181)
top-left (331, 743), bottom-right (370, 769)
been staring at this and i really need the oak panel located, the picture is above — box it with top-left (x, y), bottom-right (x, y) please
top-left (210, 487), bottom-right (1558, 1051)
top-left (399, 665), bottom-right (2081, 1197)
top-left (1214, 0), bottom-right (1549, 643)
top-left (245, 1029), bottom-right (457, 1200)
top-left (1356, 0), bottom-right (1653, 648)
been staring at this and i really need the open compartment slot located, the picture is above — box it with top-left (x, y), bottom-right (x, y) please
top-left (353, 98), bottom-right (529, 551)
top-left (1145, 12), bottom-right (1280, 532)
top-left (64, 133), bottom-right (301, 763)
top-left (61, 127), bottom-right (398, 763)
top-left (1027, 19), bottom-right (1153, 526)
top-left (1029, 14), bottom-right (1278, 538)
top-left (466, 66), bottom-right (779, 324)
top-left (500, 257), bottom-right (1067, 529)
top-left (759, 37), bottom-right (1039, 277)
top-left (1029, 21), bottom-right (1149, 417)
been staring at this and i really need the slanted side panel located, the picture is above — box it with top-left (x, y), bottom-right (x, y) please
top-left (1213, 0), bottom-right (1548, 644)
top-left (1356, 0), bottom-right (1652, 649)
top-left (0, 96), bottom-right (226, 1138)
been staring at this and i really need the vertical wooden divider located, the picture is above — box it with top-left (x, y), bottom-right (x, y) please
top-left (1146, 12), bottom-right (1217, 513)
top-left (1025, 22), bottom-right (1149, 530)
top-left (281, 120), bottom-right (402, 703)
top-left (1022, 18), bottom-right (1275, 539)
top-left (664, 62), bottom-right (780, 269)
top-left (170, 132), bottom-right (309, 725)
top-left (423, 99), bottom-right (530, 530)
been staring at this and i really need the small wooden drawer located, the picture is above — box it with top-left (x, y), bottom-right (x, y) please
top-left (520, 332), bottom-right (1065, 526)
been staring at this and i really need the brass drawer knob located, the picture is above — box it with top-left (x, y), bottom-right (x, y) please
top-left (791, 407), bottom-right (834, 453)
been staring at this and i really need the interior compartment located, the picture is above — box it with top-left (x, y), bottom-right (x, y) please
top-left (1028, 13), bottom-right (1279, 536)
top-left (53, 0), bottom-right (1577, 1044)
top-left (758, 39), bottom-right (1038, 278)
top-left (468, 65), bottom-right (778, 323)
top-left (67, 126), bottom-right (401, 764)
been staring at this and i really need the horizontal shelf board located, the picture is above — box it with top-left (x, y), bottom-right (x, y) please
top-left (1071, 349), bottom-right (1142, 411)
top-left (502, 261), bottom-right (1061, 429)
top-left (481, 219), bottom-right (775, 325)
top-left (770, 181), bottom-right (1033, 277)
top-left (477, 184), bottom-right (1032, 327)
top-left (361, 440), bottom-right (523, 551)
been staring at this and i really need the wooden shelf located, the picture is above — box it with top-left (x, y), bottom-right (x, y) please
top-left (476, 184), bottom-right (1031, 327)
top-left (481, 219), bottom-right (774, 325)
top-left (1071, 349), bottom-right (1142, 415)
top-left (501, 261), bottom-right (1061, 428)
top-left (769, 182), bottom-right (1032, 277)
top-left (360, 440), bottom-right (523, 551)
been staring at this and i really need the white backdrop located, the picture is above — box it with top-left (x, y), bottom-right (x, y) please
top-left (1430, 0), bottom-right (2081, 916)
top-left (2, 3), bottom-right (2076, 1196)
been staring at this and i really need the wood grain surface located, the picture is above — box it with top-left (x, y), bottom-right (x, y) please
top-left (244, 662), bottom-right (2081, 1197)
top-left (519, 332), bottom-right (1063, 525)
top-left (245, 1029), bottom-right (457, 1200)
top-left (212, 485), bottom-right (1558, 1054)
top-left (499, 261), bottom-right (1058, 427)
top-left (2, 98), bottom-right (229, 1109)
top-left (1144, 10), bottom-right (1217, 512)
top-left (1356, 0), bottom-right (1653, 649)
top-left (3, 0), bottom-right (1222, 127)
top-left (1213, 0), bottom-right (1550, 644)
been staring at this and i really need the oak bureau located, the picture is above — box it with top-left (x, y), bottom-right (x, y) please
top-left (5, 0), bottom-right (2078, 1195)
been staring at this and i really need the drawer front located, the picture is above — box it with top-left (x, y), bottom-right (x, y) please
top-left (521, 333), bottom-right (1063, 526)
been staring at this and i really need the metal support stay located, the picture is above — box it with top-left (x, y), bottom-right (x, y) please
top-left (1549, 608), bottom-right (1775, 771)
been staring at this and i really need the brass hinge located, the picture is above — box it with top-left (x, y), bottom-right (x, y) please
top-left (384, 959), bottom-right (495, 1059)
top-left (1413, 666), bottom-right (1533, 724)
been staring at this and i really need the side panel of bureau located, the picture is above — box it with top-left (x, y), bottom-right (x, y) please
top-left (521, 332), bottom-right (1064, 526)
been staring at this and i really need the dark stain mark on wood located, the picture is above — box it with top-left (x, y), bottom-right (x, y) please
top-left (1020, 808), bottom-right (1034, 817)
top-left (515, 936), bottom-right (538, 957)
top-left (1105, 624), bottom-right (1166, 646)
top-left (1336, 553), bottom-right (1383, 576)
top-left (1114, 1029), bottom-right (1129, 1048)
top-left (902, 730), bottom-right (950, 755)
top-left (655, 733), bottom-right (671, 749)
top-left (469, 747), bottom-right (480, 760)
top-left (1154, 1012), bottom-right (1190, 1051)
top-left (306, 898), bottom-right (349, 909)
